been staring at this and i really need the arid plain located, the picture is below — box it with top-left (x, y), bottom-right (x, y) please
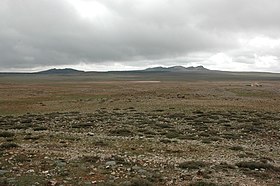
top-left (0, 72), bottom-right (280, 185)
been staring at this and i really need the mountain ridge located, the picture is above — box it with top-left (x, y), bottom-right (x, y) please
top-left (36, 68), bottom-right (84, 74)
top-left (144, 65), bottom-right (209, 72)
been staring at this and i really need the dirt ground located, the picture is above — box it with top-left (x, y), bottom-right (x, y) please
top-left (0, 78), bottom-right (280, 185)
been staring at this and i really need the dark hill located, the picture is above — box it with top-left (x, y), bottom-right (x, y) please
top-left (36, 68), bottom-right (84, 74)
top-left (145, 65), bottom-right (209, 72)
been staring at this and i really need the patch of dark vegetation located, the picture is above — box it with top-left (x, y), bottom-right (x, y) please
top-left (0, 179), bottom-right (9, 186)
top-left (13, 154), bottom-right (31, 163)
top-left (0, 142), bottom-right (20, 150)
top-left (122, 178), bottom-right (153, 186)
top-left (82, 155), bottom-right (100, 163)
top-left (259, 157), bottom-right (274, 164)
top-left (155, 123), bottom-right (173, 129)
top-left (213, 162), bottom-right (236, 171)
top-left (15, 175), bottom-right (46, 186)
top-left (179, 161), bottom-right (208, 170)
top-left (244, 171), bottom-right (272, 180)
top-left (189, 181), bottom-right (218, 186)
top-left (229, 146), bottom-right (244, 151)
top-left (23, 135), bottom-right (41, 140)
top-left (33, 126), bottom-right (48, 131)
top-left (141, 129), bottom-right (156, 136)
top-left (183, 135), bottom-right (199, 140)
top-left (221, 133), bottom-right (240, 140)
top-left (153, 109), bottom-right (165, 112)
top-left (236, 161), bottom-right (280, 172)
top-left (110, 128), bottom-right (134, 137)
top-left (160, 139), bottom-right (172, 143)
top-left (165, 131), bottom-right (180, 139)
top-left (0, 131), bottom-right (15, 138)
top-left (72, 123), bottom-right (93, 128)
top-left (237, 152), bottom-right (256, 158)
top-left (94, 140), bottom-right (108, 147)
top-left (21, 118), bottom-right (32, 123)
top-left (11, 124), bottom-right (32, 130)
top-left (201, 138), bottom-right (212, 144)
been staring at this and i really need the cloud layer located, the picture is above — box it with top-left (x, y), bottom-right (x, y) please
top-left (1, 0), bottom-right (280, 72)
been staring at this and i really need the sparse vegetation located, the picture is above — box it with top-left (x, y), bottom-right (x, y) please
top-left (110, 128), bottom-right (134, 136)
top-left (33, 126), bottom-right (48, 131)
top-left (0, 131), bottom-right (15, 138)
top-left (0, 142), bottom-right (19, 149)
top-left (236, 161), bottom-right (280, 171)
top-left (179, 161), bottom-right (208, 169)
top-left (189, 181), bottom-right (218, 186)
top-left (0, 78), bottom-right (279, 185)
top-left (229, 146), bottom-right (244, 151)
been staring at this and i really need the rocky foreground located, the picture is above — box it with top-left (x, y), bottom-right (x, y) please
top-left (0, 109), bottom-right (280, 185)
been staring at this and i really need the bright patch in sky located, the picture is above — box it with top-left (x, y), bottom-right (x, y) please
top-left (209, 53), bottom-right (232, 64)
top-left (254, 54), bottom-right (278, 68)
top-left (239, 36), bottom-right (280, 49)
top-left (68, 0), bottom-right (109, 20)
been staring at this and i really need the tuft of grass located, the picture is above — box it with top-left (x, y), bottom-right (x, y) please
top-left (14, 154), bottom-right (31, 163)
top-left (165, 131), bottom-right (180, 139)
top-left (72, 123), bottom-right (93, 128)
top-left (189, 181), bottom-right (218, 186)
top-left (155, 123), bottom-right (173, 129)
top-left (229, 146), bottom-right (244, 151)
top-left (0, 142), bottom-right (20, 150)
top-left (213, 162), bottom-right (236, 171)
top-left (23, 135), bottom-right (41, 140)
top-left (179, 161), bottom-right (208, 170)
top-left (123, 178), bottom-right (153, 186)
top-left (33, 126), bottom-right (48, 131)
top-left (82, 155), bottom-right (100, 163)
top-left (222, 133), bottom-right (240, 140)
top-left (110, 128), bottom-right (134, 137)
top-left (0, 131), bottom-right (15, 138)
top-left (236, 161), bottom-right (280, 171)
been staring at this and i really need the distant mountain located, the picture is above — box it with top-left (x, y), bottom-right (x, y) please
top-left (36, 68), bottom-right (84, 74)
top-left (145, 65), bottom-right (209, 72)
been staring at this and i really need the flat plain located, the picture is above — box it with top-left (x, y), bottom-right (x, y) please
top-left (0, 72), bottom-right (280, 185)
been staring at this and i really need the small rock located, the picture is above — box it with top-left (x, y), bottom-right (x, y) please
top-left (88, 132), bottom-right (94, 136)
top-left (132, 166), bottom-right (141, 171)
top-left (105, 161), bottom-right (116, 167)
top-left (7, 178), bottom-right (16, 184)
top-left (27, 169), bottom-right (35, 173)
top-left (84, 181), bottom-right (92, 185)
top-left (48, 180), bottom-right (57, 186)
top-left (0, 170), bottom-right (9, 175)
top-left (55, 160), bottom-right (66, 167)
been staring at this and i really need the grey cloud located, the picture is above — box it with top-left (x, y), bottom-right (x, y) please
top-left (191, 0), bottom-right (280, 35)
top-left (0, 0), bottom-right (280, 71)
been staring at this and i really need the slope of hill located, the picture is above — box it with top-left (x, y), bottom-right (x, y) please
top-left (145, 65), bottom-right (209, 72)
top-left (36, 68), bottom-right (84, 74)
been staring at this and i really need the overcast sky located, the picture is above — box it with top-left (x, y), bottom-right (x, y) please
top-left (1, 0), bottom-right (280, 72)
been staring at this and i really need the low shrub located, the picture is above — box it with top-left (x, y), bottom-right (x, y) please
top-left (179, 161), bottom-right (208, 169)
top-left (236, 161), bottom-right (280, 171)
top-left (0, 131), bottom-right (15, 138)
top-left (0, 142), bottom-right (20, 150)
top-left (189, 181), bottom-right (218, 186)
top-left (110, 129), bottom-right (134, 137)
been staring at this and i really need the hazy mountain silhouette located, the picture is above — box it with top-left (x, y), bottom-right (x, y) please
top-left (144, 65), bottom-right (209, 72)
top-left (36, 68), bottom-right (84, 74)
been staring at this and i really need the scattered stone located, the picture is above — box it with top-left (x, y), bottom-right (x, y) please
top-left (106, 161), bottom-right (117, 167)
